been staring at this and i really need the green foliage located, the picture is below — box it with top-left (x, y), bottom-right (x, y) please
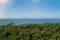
top-left (0, 23), bottom-right (60, 40)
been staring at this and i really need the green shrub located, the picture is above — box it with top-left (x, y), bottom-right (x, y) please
top-left (0, 23), bottom-right (60, 40)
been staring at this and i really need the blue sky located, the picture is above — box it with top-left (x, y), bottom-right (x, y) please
top-left (0, 0), bottom-right (60, 19)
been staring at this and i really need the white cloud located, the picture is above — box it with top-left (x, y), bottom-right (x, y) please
top-left (0, 0), bottom-right (7, 4)
top-left (0, 0), bottom-right (12, 19)
top-left (0, 13), bottom-right (5, 19)
top-left (0, 8), bottom-right (5, 19)
top-left (0, 0), bottom-right (11, 4)
top-left (0, 5), bottom-right (5, 19)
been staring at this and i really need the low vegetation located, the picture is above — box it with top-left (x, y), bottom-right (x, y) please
top-left (0, 23), bottom-right (60, 40)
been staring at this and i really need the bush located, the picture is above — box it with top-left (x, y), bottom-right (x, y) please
top-left (0, 23), bottom-right (60, 40)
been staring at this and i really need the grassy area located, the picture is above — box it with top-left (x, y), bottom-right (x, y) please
top-left (0, 23), bottom-right (60, 40)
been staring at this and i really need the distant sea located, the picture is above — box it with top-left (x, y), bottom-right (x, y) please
top-left (0, 19), bottom-right (60, 25)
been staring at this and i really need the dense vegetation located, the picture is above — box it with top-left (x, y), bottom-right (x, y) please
top-left (0, 23), bottom-right (60, 40)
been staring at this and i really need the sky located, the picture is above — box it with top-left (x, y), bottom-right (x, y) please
top-left (0, 0), bottom-right (60, 19)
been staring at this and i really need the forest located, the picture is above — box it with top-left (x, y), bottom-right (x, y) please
top-left (0, 23), bottom-right (60, 40)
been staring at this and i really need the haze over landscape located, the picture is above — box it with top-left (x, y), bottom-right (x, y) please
top-left (0, 0), bottom-right (60, 19)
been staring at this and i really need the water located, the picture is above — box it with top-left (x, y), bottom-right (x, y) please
top-left (0, 19), bottom-right (60, 25)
